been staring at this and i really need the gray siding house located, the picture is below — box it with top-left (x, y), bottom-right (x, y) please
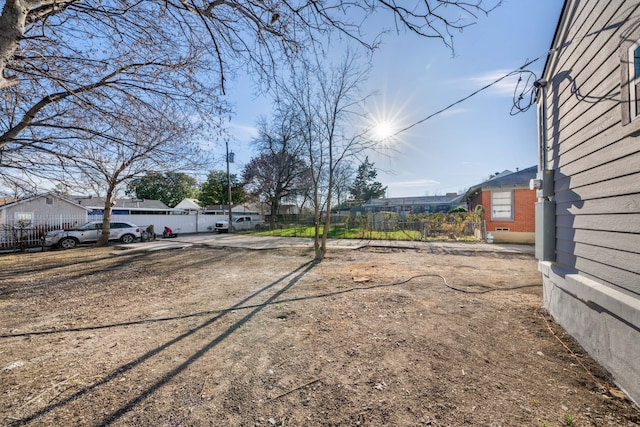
top-left (0, 193), bottom-right (89, 227)
top-left (0, 193), bottom-right (90, 248)
top-left (536, 0), bottom-right (640, 405)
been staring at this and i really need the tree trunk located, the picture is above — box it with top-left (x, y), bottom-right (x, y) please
top-left (271, 196), bottom-right (279, 229)
top-left (97, 193), bottom-right (115, 246)
top-left (320, 155), bottom-right (335, 260)
top-left (313, 186), bottom-right (323, 262)
top-left (320, 195), bottom-right (332, 260)
top-left (313, 221), bottom-right (322, 261)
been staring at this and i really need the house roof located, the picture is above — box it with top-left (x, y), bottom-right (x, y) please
top-left (363, 193), bottom-right (464, 207)
top-left (203, 204), bottom-right (236, 211)
top-left (74, 196), bottom-right (170, 210)
top-left (463, 166), bottom-right (537, 201)
top-left (0, 192), bottom-right (91, 211)
top-left (203, 204), bottom-right (261, 213)
top-left (0, 197), bottom-right (18, 207)
top-left (175, 198), bottom-right (201, 209)
top-left (480, 166), bottom-right (537, 187)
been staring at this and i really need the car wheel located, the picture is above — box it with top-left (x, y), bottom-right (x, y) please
top-left (58, 237), bottom-right (78, 249)
top-left (255, 224), bottom-right (261, 230)
top-left (120, 234), bottom-right (135, 244)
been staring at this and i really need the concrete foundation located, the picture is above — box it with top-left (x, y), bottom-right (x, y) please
top-left (539, 261), bottom-right (640, 407)
top-left (491, 230), bottom-right (534, 244)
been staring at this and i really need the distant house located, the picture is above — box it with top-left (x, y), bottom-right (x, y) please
top-left (536, 0), bottom-right (640, 404)
top-left (0, 193), bottom-right (90, 228)
top-left (463, 166), bottom-right (537, 244)
top-left (0, 193), bottom-right (91, 248)
top-left (73, 196), bottom-right (183, 215)
top-left (360, 193), bottom-right (465, 215)
top-left (175, 198), bottom-right (201, 213)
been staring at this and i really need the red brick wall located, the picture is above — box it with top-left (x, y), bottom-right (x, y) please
top-left (468, 188), bottom-right (536, 233)
top-left (486, 188), bottom-right (536, 232)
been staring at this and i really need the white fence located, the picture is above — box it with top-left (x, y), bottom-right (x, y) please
top-left (0, 213), bottom-right (229, 250)
top-left (1, 214), bottom-right (87, 250)
top-left (109, 213), bottom-right (227, 234)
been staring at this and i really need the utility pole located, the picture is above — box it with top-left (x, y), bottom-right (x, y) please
top-left (225, 140), bottom-right (234, 232)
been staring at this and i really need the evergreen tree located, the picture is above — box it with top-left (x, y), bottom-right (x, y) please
top-left (348, 157), bottom-right (386, 204)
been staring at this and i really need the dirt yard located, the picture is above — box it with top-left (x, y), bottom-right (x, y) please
top-left (1, 243), bottom-right (639, 426)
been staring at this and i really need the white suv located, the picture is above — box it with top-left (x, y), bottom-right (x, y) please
top-left (44, 221), bottom-right (141, 249)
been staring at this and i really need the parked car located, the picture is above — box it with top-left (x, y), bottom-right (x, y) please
top-left (44, 221), bottom-right (141, 249)
top-left (214, 216), bottom-right (265, 233)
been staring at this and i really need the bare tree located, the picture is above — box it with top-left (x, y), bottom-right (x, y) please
top-left (332, 160), bottom-right (355, 210)
top-left (0, 0), bottom-right (225, 194)
top-left (0, 1), bottom-right (499, 129)
top-left (243, 113), bottom-right (310, 229)
top-left (64, 103), bottom-right (206, 246)
top-left (1, 1), bottom-right (500, 88)
top-left (0, 0), bottom-right (499, 201)
top-left (280, 50), bottom-right (376, 261)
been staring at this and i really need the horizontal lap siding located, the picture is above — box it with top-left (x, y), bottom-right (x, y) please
top-left (546, 0), bottom-right (640, 297)
top-left (557, 213), bottom-right (640, 233)
top-left (556, 194), bottom-right (640, 214)
top-left (547, 1), bottom-right (624, 131)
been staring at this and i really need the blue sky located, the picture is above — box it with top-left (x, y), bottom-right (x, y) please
top-left (223, 0), bottom-right (564, 198)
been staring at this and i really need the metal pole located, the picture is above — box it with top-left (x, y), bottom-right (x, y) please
top-left (226, 140), bottom-right (233, 233)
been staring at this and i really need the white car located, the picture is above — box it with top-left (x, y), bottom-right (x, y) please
top-left (44, 221), bottom-right (141, 249)
top-left (214, 216), bottom-right (264, 233)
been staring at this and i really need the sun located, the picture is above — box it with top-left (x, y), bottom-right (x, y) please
top-left (368, 114), bottom-right (403, 144)
top-left (364, 95), bottom-right (410, 146)
top-left (373, 120), bottom-right (396, 141)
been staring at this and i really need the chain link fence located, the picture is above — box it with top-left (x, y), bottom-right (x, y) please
top-left (257, 212), bottom-right (484, 241)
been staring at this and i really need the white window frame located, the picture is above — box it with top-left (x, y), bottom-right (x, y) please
top-left (628, 41), bottom-right (640, 121)
top-left (621, 33), bottom-right (640, 132)
top-left (491, 191), bottom-right (513, 221)
top-left (14, 212), bottom-right (34, 228)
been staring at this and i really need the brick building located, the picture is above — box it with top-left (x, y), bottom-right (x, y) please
top-left (463, 166), bottom-right (537, 243)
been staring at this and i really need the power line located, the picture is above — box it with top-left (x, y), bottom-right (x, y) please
top-left (510, 69), bottom-right (538, 115)
top-left (389, 6), bottom-right (640, 138)
top-left (391, 55), bottom-right (544, 137)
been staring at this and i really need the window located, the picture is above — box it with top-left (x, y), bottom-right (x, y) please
top-left (79, 222), bottom-right (100, 230)
top-left (491, 191), bottom-right (513, 220)
top-left (621, 35), bottom-right (640, 131)
top-left (628, 43), bottom-right (640, 120)
top-left (46, 197), bottom-right (54, 205)
top-left (14, 212), bottom-right (34, 228)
